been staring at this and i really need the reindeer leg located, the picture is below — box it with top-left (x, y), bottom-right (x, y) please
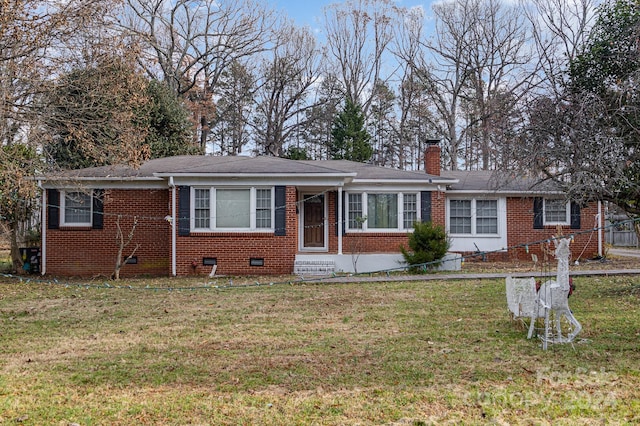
top-left (566, 312), bottom-right (582, 342)
top-left (527, 315), bottom-right (536, 339)
top-left (555, 310), bottom-right (564, 342)
top-left (543, 308), bottom-right (550, 350)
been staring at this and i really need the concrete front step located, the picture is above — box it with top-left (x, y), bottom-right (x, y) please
top-left (294, 260), bottom-right (336, 276)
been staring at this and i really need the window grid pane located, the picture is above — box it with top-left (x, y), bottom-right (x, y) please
top-left (368, 194), bottom-right (398, 229)
top-left (216, 189), bottom-right (250, 228)
top-left (403, 193), bottom-right (417, 229)
top-left (348, 194), bottom-right (363, 229)
top-left (476, 200), bottom-right (498, 234)
top-left (450, 200), bottom-right (471, 234)
top-left (65, 192), bottom-right (92, 224)
top-left (194, 189), bottom-right (210, 229)
top-left (545, 199), bottom-right (567, 223)
top-left (256, 189), bottom-right (272, 228)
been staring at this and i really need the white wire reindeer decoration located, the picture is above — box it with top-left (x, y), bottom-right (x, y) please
top-left (506, 237), bottom-right (581, 350)
top-left (530, 237), bottom-right (582, 349)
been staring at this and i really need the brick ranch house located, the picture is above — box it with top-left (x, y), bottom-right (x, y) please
top-left (36, 146), bottom-right (603, 277)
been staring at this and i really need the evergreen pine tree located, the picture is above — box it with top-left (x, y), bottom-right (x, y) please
top-left (330, 99), bottom-right (373, 162)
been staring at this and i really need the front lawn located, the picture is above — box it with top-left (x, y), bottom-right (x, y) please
top-left (0, 275), bottom-right (638, 424)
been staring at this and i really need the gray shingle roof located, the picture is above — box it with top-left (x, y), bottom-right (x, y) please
top-left (41, 155), bottom-right (457, 184)
top-left (442, 170), bottom-right (561, 193)
top-left (42, 156), bottom-right (355, 179)
top-left (39, 155), bottom-right (561, 194)
top-left (301, 160), bottom-right (456, 183)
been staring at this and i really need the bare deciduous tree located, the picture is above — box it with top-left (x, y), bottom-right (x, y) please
top-left (122, 0), bottom-right (276, 148)
top-left (394, 68), bottom-right (438, 171)
top-left (369, 80), bottom-right (396, 166)
top-left (520, 0), bottom-right (640, 228)
top-left (300, 74), bottom-right (344, 160)
top-left (461, 0), bottom-right (538, 170)
top-left (396, 4), bottom-right (470, 170)
top-left (210, 60), bottom-right (256, 155)
top-left (1, 0), bottom-right (117, 271)
top-left (114, 215), bottom-right (140, 280)
top-left (323, 0), bottom-right (396, 116)
top-left (522, 0), bottom-right (597, 95)
top-left (398, 0), bottom-right (539, 171)
top-left (253, 21), bottom-right (323, 157)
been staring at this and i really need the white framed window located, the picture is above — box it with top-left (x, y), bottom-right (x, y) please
top-left (543, 198), bottom-right (570, 225)
top-left (476, 200), bottom-right (498, 234)
top-left (448, 198), bottom-right (498, 235)
top-left (403, 193), bottom-right (418, 229)
top-left (216, 188), bottom-right (251, 228)
top-left (345, 192), bottom-right (419, 231)
top-left (449, 200), bottom-right (472, 234)
top-left (255, 189), bottom-right (272, 229)
top-left (348, 193), bottom-right (363, 229)
top-left (61, 191), bottom-right (92, 226)
top-left (194, 188), bottom-right (211, 229)
top-left (191, 187), bottom-right (273, 231)
top-left (368, 193), bottom-right (398, 229)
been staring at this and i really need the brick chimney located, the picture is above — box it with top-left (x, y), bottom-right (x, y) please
top-left (424, 140), bottom-right (441, 176)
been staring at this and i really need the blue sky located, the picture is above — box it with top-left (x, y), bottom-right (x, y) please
top-left (273, 0), bottom-right (432, 30)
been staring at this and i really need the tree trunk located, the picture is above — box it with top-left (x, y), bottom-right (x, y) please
top-left (9, 223), bottom-right (24, 274)
top-left (113, 215), bottom-right (139, 280)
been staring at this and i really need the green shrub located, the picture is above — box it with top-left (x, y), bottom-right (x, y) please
top-left (400, 221), bottom-right (450, 273)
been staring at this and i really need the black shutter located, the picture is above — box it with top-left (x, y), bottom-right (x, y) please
top-left (533, 197), bottom-right (543, 229)
top-left (570, 202), bottom-right (581, 229)
top-left (47, 189), bottom-right (60, 230)
top-left (178, 186), bottom-right (190, 236)
top-left (92, 189), bottom-right (104, 229)
top-left (274, 186), bottom-right (286, 236)
top-left (421, 191), bottom-right (432, 223)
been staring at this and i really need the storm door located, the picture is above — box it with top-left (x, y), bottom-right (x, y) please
top-left (303, 194), bottom-right (325, 249)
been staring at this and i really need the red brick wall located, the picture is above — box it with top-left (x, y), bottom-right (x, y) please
top-left (504, 198), bottom-right (601, 263)
top-left (45, 186), bottom-right (602, 277)
top-left (45, 189), bottom-right (170, 277)
top-left (430, 191), bottom-right (446, 225)
top-left (462, 198), bottom-right (601, 263)
top-left (176, 186), bottom-right (298, 276)
top-left (425, 145), bottom-right (441, 176)
top-left (326, 190), bottom-right (448, 254)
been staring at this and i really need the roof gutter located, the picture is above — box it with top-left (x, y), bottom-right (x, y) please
top-left (445, 189), bottom-right (566, 196)
top-left (36, 176), bottom-right (164, 184)
top-left (153, 172), bottom-right (357, 180)
top-left (352, 178), bottom-right (459, 185)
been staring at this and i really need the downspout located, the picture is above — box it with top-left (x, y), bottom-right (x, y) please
top-left (597, 200), bottom-right (603, 257)
top-left (338, 186), bottom-right (343, 255)
top-left (38, 181), bottom-right (46, 275)
top-left (169, 176), bottom-right (177, 276)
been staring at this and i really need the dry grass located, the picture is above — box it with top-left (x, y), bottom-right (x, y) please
top-left (0, 271), bottom-right (639, 425)
top-left (460, 250), bottom-right (640, 274)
